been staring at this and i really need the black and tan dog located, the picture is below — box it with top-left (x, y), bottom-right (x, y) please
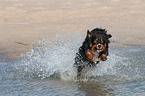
top-left (74, 28), bottom-right (112, 77)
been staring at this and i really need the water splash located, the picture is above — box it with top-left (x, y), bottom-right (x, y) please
top-left (14, 32), bottom-right (145, 82)
top-left (15, 32), bottom-right (83, 80)
top-left (83, 48), bottom-right (145, 82)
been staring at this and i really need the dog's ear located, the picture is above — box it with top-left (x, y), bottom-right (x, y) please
top-left (87, 30), bottom-right (92, 38)
top-left (107, 34), bottom-right (112, 38)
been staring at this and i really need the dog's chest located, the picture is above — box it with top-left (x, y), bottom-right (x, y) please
top-left (90, 50), bottom-right (100, 63)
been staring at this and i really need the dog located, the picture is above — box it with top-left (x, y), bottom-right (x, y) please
top-left (74, 28), bottom-right (112, 77)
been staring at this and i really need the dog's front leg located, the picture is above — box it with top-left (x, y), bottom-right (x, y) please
top-left (101, 53), bottom-right (107, 61)
top-left (86, 49), bottom-right (93, 60)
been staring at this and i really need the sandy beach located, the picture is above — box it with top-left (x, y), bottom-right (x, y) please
top-left (0, 0), bottom-right (145, 59)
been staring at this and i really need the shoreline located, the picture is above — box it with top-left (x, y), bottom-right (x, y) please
top-left (0, 0), bottom-right (145, 60)
top-left (0, 35), bottom-right (144, 61)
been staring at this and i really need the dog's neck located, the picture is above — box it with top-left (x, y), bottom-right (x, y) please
top-left (90, 50), bottom-right (100, 63)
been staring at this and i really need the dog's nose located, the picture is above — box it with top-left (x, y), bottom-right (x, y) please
top-left (98, 44), bottom-right (101, 48)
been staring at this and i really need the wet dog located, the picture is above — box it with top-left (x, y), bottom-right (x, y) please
top-left (74, 28), bottom-right (112, 77)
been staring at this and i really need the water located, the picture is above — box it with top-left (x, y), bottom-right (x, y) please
top-left (0, 33), bottom-right (145, 96)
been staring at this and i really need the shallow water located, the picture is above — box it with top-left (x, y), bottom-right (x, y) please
top-left (0, 33), bottom-right (145, 96)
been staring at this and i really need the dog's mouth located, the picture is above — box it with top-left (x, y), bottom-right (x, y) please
top-left (97, 49), bottom-right (102, 52)
top-left (92, 44), bottom-right (103, 52)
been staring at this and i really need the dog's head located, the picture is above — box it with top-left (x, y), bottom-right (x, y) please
top-left (87, 28), bottom-right (112, 53)
top-left (91, 38), bottom-right (106, 53)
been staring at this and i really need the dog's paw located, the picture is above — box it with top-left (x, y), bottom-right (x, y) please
top-left (101, 54), bottom-right (107, 61)
top-left (87, 49), bottom-right (93, 60)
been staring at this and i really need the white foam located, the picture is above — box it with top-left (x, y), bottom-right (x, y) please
top-left (16, 32), bottom-right (145, 82)
top-left (18, 32), bottom-right (83, 80)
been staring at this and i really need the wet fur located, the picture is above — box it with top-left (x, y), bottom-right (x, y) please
top-left (74, 28), bottom-right (112, 77)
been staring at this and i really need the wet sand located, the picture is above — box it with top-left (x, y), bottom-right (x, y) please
top-left (0, 0), bottom-right (145, 59)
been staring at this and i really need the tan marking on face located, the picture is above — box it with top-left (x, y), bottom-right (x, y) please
top-left (101, 39), bottom-right (103, 43)
top-left (104, 43), bottom-right (106, 47)
top-left (94, 39), bottom-right (98, 43)
top-left (91, 45), bottom-right (97, 51)
top-left (100, 43), bottom-right (106, 52)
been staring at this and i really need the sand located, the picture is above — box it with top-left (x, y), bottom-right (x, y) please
top-left (0, 0), bottom-right (145, 59)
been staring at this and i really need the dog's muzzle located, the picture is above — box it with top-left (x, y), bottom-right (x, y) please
top-left (93, 44), bottom-right (102, 52)
top-left (97, 44), bottom-right (102, 50)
